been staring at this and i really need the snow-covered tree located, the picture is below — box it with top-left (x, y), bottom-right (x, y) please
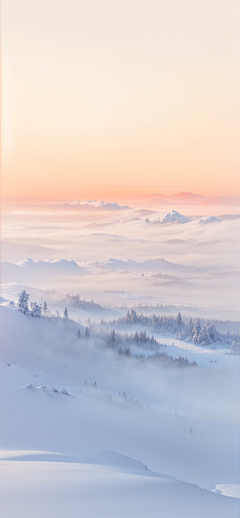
top-left (31, 302), bottom-right (41, 318)
top-left (176, 312), bottom-right (182, 327)
top-left (43, 301), bottom-right (48, 314)
top-left (150, 335), bottom-right (155, 346)
top-left (192, 318), bottom-right (201, 344)
top-left (197, 321), bottom-right (219, 346)
top-left (108, 329), bottom-right (116, 348)
top-left (134, 331), bottom-right (139, 343)
top-left (77, 328), bottom-right (81, 338)
top-left (229, 340), bottom-right (240, 355)
top-left (17, 290), bottom-right (30, 315)
top-left (63, 307), bottom-right (68, 319)
top-left (187, 318), bottom-right (194, 338)
top-left (85, 327), bottom-right (90, 339)
top-left (207, 322), bottom-right (218, 343)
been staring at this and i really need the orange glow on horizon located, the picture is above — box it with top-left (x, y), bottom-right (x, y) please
top-left (1, 0), bottom-right (240, 203)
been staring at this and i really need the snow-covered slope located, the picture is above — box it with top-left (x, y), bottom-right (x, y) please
top-left (16, 258), bottom-right (83, 270)
top-left (1, 300), bottom-right (239, 517)
top-left (1, 258), bottom-right (87, 284)
top-left (105, 258), bottom-right (199, 273)
top-left (1, 450), bottom-right (238, 518)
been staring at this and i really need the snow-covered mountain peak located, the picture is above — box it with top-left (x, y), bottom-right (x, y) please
top-left (194, 216), bottom-right (221, 225)
top-left (150, 210), bottom-right (191, 224)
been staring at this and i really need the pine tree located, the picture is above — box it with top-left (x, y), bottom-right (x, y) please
top-left (77, 328), bottom-right (81, 338)
top-left (18, 290), bottom-right (30, 315)
top-left (31, 302), bottom-right (41, 318)
top-left (63, 307), bottom-right (68, 319)
top-left (230, 340), bottom-right (240, 355)
top-left (208, 322), bottom-right (218, 343)
top-left (192, 318), bottom-right (201, 343)
top-left (139, 331), bottom-right (146, 343)
top-left (134, 331), bottom-right (139, 343)
top-left (43, 301), bottom-right (48, 314)
top-left (176, 312), bottom-right (182, 327)
top-left (85, 327), bottom-right (90, 339)
top-left (108, 329), bottom-right (116, 348)
top-left (187, 318), bottom-right (194, 338)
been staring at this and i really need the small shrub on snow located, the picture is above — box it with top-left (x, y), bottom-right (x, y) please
top-left (61, 388), bottom-right (68, 395)
top-left (50, 387), bottom-right (58, 392)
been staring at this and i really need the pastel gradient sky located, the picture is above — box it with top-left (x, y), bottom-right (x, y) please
top-left (1, 0), bottom-right (240, 201)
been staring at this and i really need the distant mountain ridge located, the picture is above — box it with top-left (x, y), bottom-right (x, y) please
top-left (147, 210), bottom-right (221, 225)
top-left (121, 191), bottom-right (240, 206)
top-left (43, 200), bottom-right (131, 211)
top-left (11, 193), bottom-right (240, 211)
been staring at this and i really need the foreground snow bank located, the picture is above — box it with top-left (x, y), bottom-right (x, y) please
top-left (0, 454), bottom-right (239, 518)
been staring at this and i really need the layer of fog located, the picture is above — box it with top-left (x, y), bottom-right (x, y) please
top-left (1, 205), bottom-right (240, 316)
top-left (1, 306), bottom-right (239, 424)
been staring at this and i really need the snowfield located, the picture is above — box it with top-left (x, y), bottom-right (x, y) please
top-left (1, 456), bottom-right (239, 518)
top-left (0, 304), bottom-right (240, 517)
top-left (1, 203), bottom-right (240, 517)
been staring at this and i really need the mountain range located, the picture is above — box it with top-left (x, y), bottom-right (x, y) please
top-left (120, 192), bottom-right (240, 206)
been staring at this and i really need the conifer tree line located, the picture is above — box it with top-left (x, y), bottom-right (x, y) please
top-left (16, 292), bottom-right (240, 354)
top-left (100, 309), bottom-right (240, 348)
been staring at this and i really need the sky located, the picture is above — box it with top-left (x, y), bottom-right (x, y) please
top-left (1, 0), bottom-right (240, 201)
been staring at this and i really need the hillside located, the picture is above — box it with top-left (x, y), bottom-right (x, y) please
top-left (0, 304), bottom-right (239, 518)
